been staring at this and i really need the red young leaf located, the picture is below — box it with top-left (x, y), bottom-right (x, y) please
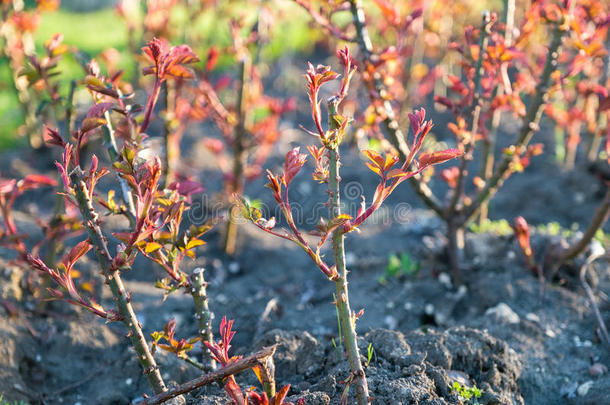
top-left (513, 216), bottom-right (532, 257)
top-left (283, 147), bottom-right (307, 186)
top-left (168, 179), bottom-right (204, 201)
top-left (206, 46), bottom-right (219, 71)
top-left (20, 174), bottom-right (57, 190)
top-left (142, 38), bottom-right (199, 81)
top-left (373, 0), bottom-right (399, 23)
top-left (44, 127), bottom-right (65, 147)
top-left (418, 149), bottom-right (463, 167)
top-left (274, 385), bottom-right (291, 405)
top-left (86, 102), bottom-right (114, 118)
top-left (440, 167), bottom-right (460, 188)
top-left (0, 179), bottom-right (17, 195)
top-left (66, 240), bottom-right (92, 266)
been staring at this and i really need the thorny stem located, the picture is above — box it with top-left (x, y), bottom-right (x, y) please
top-left (190, 267), bottom-right (216, 370)
top-left (225, 55), bottom-right (251, 255)
top-left (136, 345), bottom-right (277, 405)
top-left (347, 0), bottom-right (444, 218)
top-left (70, 169), bottom-right (167, 395)
top-left (463, 23), bottom-right (566, 225)
top-left (327, 99), bottom-right (369, 405)
top-left (557, 187), bottom-right (610, 264)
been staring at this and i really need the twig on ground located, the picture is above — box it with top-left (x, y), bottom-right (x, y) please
top-left (135, 345), bottom-right (277, 405)
top-left (580, 254), bottom-right (610, 349)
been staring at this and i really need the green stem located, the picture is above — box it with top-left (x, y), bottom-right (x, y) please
top-left (190, 267), bottom-right (216, 370)
top-left (327, 99), bottom-right (369, 405)
top-left (70, 170), bottom-right (167, 395)
top-left (182, 355), bottom-right (206, 371)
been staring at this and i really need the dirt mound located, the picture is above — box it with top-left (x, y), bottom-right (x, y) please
top-left (251, 327), bottom-right (523, 405)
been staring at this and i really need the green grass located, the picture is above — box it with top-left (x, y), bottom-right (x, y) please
top-left (379, 252), bottom-right (419, 284)
top-left (34, 8), bottom-right (128, 55)
top-left (0, 395), bottom-right (29, 405)
top-left (469, 219), bottom-right (513, 235)
top-left (0, 8), bottom-right (129, 148)
top-left (0, 4), bottom-right (316, 150)
top-left (32, 8), bottom-right (132, 89)
top-left (0, 60), bottom-right (24, 149)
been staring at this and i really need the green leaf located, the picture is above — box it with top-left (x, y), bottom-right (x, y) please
top-left (123, 146), bottom-right (136, 164)
top-left (145, 242), bottom-right (163, 253)
top-left (185, 239), bottom-right (206, 250)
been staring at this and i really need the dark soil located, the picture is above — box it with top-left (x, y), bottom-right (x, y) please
top-left (1, 63), bottom-right (609, 404)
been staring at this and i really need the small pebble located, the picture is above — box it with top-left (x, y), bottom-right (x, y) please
top-left (574, 192), bottom-right (585, 204)
top-left (506, 250), bottom-right (516, 260)
top-left (404, 302), bottom-right (413, 311)
top-left (384, 315), bottom-right (397, 330)
top-left (577, 380), bottom-right (594, 396)
top-left (228, 262), bottom-right (240, 274)
top-left (485, 302), bottom-right (520, 324)
top-left (456, 285), bottom-right (468, 297)
top-left (525, 313), bottom-right (540, 323)
top-left (589, 363), bottom-right (607, 377)
top-left (447, 370), bottom-right (470, 387)
top-left (438, 272), bottom-right (452, 289)
top-left (125, 378), bottom-right (133, 386)
top-left (386, 301), bottom-right (395, 309)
